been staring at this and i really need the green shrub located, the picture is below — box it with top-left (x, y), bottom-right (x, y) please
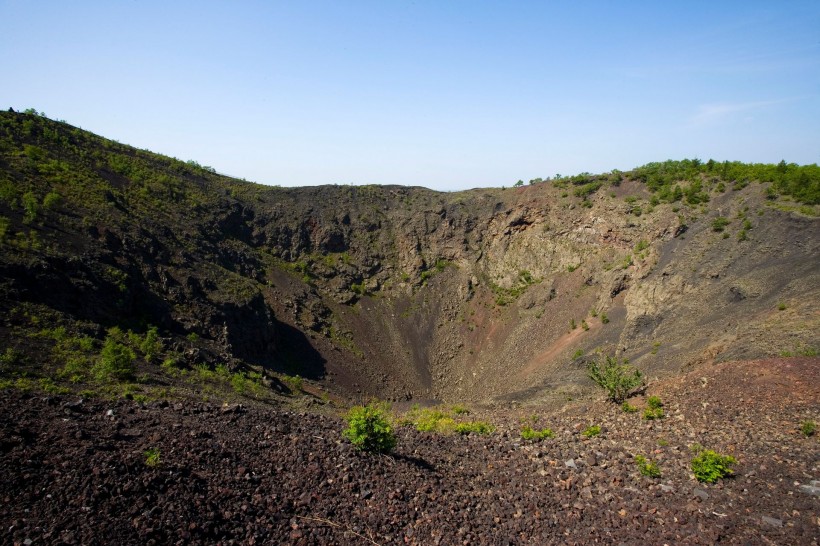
top-left (711, 217), bottom-right (730, 232)
top-left (231, 372), bottom-right (247, 394)
top-left (621, 401), bottom-right (638, 413)
top-left (647, 396), bottom-right (663, 409)
top-left (144, 448), bottom-right (161, 467)
top-left (587, 355), bottom-right (645, 403)
top-left (92, 338), bottom-right (136, 381)
top-left (800, 420), bottom-right (816, 437)
top-left (455, 421), bottom-right (494, 435)
top-left (691, 449), bottom-right (736, 483)
top-left (582, 425), bottom-right (601, 438)
top-left (0, 347), bottom-right (25, 368)
top-left (22, 191), bottom-right (38, 223)
top-left (643, 406), bottom-right (664, 420)
top-left (38, 377), bottom-right (70, 395)
top-left (161, 357), bottom-right (179, 370)
top-left (343, 403), bottom-right (396, 454)
top-left (282, 374), bottom-right (303, 394)
top-left (600, 312), bottom-right (609, 324)
top-left (139, 327), bottom-right (162, 361)
top-left (451, 404), bottom-right (470, 415)
top-left (42, 191), bottom-right (62, 210)
top-left (520, 426), bottom-right (554, 441)
top-left (414, 409), bottom-right (453, 433)
top-left (635, 455), bottom-right (661, 478)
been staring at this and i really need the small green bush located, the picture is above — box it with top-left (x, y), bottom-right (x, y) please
top-left (0, 347), bottom-right (25, 368)
top-left (691, 449), bottom-right (736, 483)
top-left (800, 420), bottom-right (816, 437)
top-left (414, 409), bottom-right (454, 433)
top-left (92, 338), bottom-right (136, 381)
top-left (643, 395), bottom-right (664, 420)
top-left (635, 455), bottom-right (661, 478)
top-left (711, 217), bottom-right (730, 232)
top-left (42, 191), bottom-right (62, 210)
top-left (139, 326), bottom-right (162, 361)
top-left (343, 403), bottom-right (396, 454)
top-left (282, 374), bottom-right (303, 393)
top-left (587, 355), bottom-right (645, 403)
top-left (144, 448), bottom-right (161, 467)
top-left (451, 404), bottom-right (470, 415)
top-left (643, 407), bottom-right (664, 420)
top-left (520, 426), bottom-right (554, 441)
top-left (621, 401), bottom-right (638, 413)
top-left (231, 372), bottom-right (248, 394)
top-left (455, 421), bottom-right (494, 435)
top-left (582, 425), bottom-right (601, 438)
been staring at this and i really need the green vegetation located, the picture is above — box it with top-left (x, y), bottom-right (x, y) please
top-left (281, 374), bottom-right (303, 394)
top-left (621, 401), bottom-right (638, 413)
top-left (412, 408), bottom-right (456, 433)
top-left (92, 335), bottom-right (136, 381)
top-left (635, 455), bottom-right (661, 478)
top-left (144, 448), bottom-right (161, 467)
top-left (343, 403), bottom-right (397, 454)
top-left (643, 396), bottom-right (665, 420)
top-left (711, 217), bottom-right (730, 232)
top-left (520, 426), bottom-right (554, 441)
top-left (454, 421), bottom-right (494, 435)
top-left (800, 420), bottom-right (816, 437)
top-left (582, 425), bottom-right (601, 438)
top-left (630, 158), bottom-right (820, 205)
top-left (420, 259), bottom-right (450, 285)
top-left (691, 448), bottom-right (736, 483)
top-left (0, 347), bottom-right (26, 368)
top-left (398, 405), bottom-right (493, 436)
top-left (587, 355), bottom-right (645, 403)
top-left (490, 270), bottom-right (540, 306)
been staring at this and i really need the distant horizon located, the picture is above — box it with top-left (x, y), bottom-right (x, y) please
top-left (2, 1), bottom-right (818, 191)
top-left (7, 106), bottom-right (819, 194)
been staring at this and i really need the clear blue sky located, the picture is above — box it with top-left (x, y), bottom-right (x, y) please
top-left (2, 1), bottom-right (819, 191)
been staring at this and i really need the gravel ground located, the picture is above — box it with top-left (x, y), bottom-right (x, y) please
top-left (1, 358), bottom-right (818, 545)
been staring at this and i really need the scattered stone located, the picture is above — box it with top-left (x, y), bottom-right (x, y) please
top-left (761, 515), bottom-right (783, 528)
top-left (798, 484), bottom-right (820, 497)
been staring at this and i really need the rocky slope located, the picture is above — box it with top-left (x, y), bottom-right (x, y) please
top-left (1, 357), bottom-right (818, 545)
top-left (0, 110), bottom-right (818, 407)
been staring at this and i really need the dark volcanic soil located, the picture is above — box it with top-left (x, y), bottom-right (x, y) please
top-left (2, 358), bottom-right (819, 545)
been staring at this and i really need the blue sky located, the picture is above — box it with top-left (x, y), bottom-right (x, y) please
top-left (2, 1), bottom-right (818, 191)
